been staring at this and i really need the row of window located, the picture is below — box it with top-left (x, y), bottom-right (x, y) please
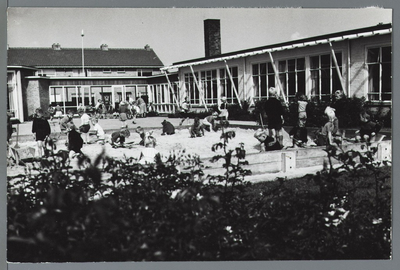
top-left (36, 68), bottom-right (161, 77)
top-left (184, 67), bottom-right (239, 105)
top-left (184, 46), bottom-right (391, 104)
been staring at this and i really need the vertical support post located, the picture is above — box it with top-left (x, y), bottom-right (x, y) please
top-left (346, 39), bottom-right (351, 96)
top-left (89, 87), bottom-right (92, 105)
top-left (75, 86), bottom-right (79, 108)
top-left (268, 51), bottom-right (287, 103)
top-left (62, 86), bottom-right (66, 114)
top-left (111, 86), bottom-right (116, 110)
top-left (329, 41), bottom-right (346, 92)
top-left (224, 60), bottom-right (242, 108)
top-left (189, 65), bottom-right (208, 111)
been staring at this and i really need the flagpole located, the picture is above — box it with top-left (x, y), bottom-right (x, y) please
top-left (81, 29), bottom-right (85, 77)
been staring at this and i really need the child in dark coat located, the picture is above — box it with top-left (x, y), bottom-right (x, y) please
top-left (32, 108), bottom-right (51, 157)
top-left (289, 93), bottom-right (308, 147)
top-left (355, 110), bottom-right (382, 142)
top-left (68, 125), bottom-right (83, 156)
top-left (264, 87), bottom-right (284, 148)
top-left (161, 120), bottom-right (175, 135)
top-left (190, 117), bottom-right (204, 138)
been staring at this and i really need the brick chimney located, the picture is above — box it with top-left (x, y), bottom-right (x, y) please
top-left (204, 19), bottom-right (221, 57)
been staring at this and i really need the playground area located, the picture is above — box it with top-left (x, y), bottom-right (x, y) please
top-left (7, 116), bottom-right (392, 181)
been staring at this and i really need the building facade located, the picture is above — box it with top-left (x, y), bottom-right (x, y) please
top-left (162, 23), bottom-right (392, 114)
top-left (7, 44), bottom-right (179, 122)
top-left (7, 22), bottom-right (392, 122)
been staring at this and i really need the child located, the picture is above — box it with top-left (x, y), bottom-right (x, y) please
top-left (254, 128), bottom-right (282, 151)
top-left (190, 117), bottom-right (204, 138)
top-left (32, 108), bottom-right (51, 157)
top-left (264, 87), bottom-right (284, 148)
top-left (78, 108), bottom-right (91, 144)
top-left (138, 137), bottom-right (160, 165)
top-left (60, 110), bottom-right (75, 134)
top-left (67, 125), bottom-right (84, 158)
top-left (202, 112), bottom-right (218, 132)
top-left (315, 106), bottom-right (340, 146)
top-left (110, 127), bottom-right (131, 147)
top-left (90, 117), bottom-right (105, 144)
top-left (289, 93), bottom-right (308, 147)
top-left (161, 120), bottom-right (175, 135)
top-left (218, 96), bottom-right (229, 120)
top-left (130, 101), bottom-right (140, 124)
top-left (355, 110), bottom-right (382, 142)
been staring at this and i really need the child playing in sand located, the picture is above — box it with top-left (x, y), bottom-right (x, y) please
top-left (67, 125), bottom-right (84, 158)
top-left (78, 108), bottom-right (91, 144)
top-left (315, 106), bottom-right (340, 146)
top-left (202, 112), bottom-right (218, 132)
top-left (190, 117), bottom-right (204, 138)
top-left (90, 117), bottom-right (105, 144)
top-left (110, 127), bottom-right (131, 147)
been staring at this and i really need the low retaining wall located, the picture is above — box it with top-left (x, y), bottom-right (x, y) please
top-left (202, 141), bottom-right (392, 177)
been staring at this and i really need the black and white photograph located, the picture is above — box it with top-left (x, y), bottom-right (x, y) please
top-left (5, 6), bottom-right (393, 263)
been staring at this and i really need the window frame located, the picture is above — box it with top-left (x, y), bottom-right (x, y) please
top-left (366, 45), bottom-right (392, 102)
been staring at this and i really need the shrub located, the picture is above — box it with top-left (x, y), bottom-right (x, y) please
top-left (7, 134), bottom-right (391, 261)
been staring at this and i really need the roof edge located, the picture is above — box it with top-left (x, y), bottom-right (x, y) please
top-left (173, 23), bottom-right (392, 66)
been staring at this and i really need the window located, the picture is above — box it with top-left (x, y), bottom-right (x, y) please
top-left (310, 53), bottom-right (342, 101)
top-left (7, 72), bottom-right (16, 115)
top-left (103, 69), bottom-right (111, 74)
top-left (277, 58), bottom-right (306, 101)
top-left (117, 69), bottom-right (126, 74)
top-left (252, 62), bottom-right (275, 99)
top-left (219, 66), bottom-right (238, 103)
top-left (367, 46), bottom-right (391, 101)
top-left (201, 70), bottom-right (218, 104)
top-left (184, 72), bottom-right (200, 104)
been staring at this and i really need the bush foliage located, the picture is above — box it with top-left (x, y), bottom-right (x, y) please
top-left (7, 131), bottom-right (391, 262)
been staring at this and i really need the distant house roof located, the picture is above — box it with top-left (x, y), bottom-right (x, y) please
top-left (7, 46), bottom-right (164, 68)
top-left (170, 23), bottom-right (392, 67)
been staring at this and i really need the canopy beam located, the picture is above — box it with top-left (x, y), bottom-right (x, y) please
top-left (329, 41), bottom-right (346, 94)
top-left (224, 60), bottom-right (242, 108)
top-left (189, 65), bottom-right (208, 111)
top-left (163, 71), bottom-right (180, 108)
top-left (268, 51), bottom-right (287, 103)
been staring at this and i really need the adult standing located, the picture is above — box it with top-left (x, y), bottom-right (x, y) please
top-left (32, 108), bottom-right (51, 157)
top-left (264, 87), bottom-right (285, 148)
top-left (218, 96), bottom-right (229, 120)
top-left (119, 100), bottom-right (128, 127)
top-left (137, 96), bottom-right (147, 118)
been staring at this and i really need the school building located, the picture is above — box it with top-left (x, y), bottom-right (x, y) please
top-left (7, 43), bottom-right (178, 122)
top-left (7, 20), bottom-right (392, 122)
top-left (162, 20), bottom-right (392, 114)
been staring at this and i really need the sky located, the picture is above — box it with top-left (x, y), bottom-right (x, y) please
top-left (7, 7), bottom-right (392, 66)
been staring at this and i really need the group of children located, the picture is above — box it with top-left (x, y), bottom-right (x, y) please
top-left (29, 88), bottom-right (383, 163)
top-left (254, 87), bottom-right (383, 152)
top-left (30, 106), bottom-right (159, 164)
